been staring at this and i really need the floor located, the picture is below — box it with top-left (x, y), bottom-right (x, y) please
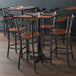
top-left (0, 32), bottom-right (76, 76)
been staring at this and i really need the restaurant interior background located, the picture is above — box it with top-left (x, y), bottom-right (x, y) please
top-left (0, 0), bottom-right (76, 38)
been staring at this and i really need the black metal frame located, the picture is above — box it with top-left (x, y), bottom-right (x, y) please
top-left (50, 14), bottom-right (75, 67)
top-left (14, 18), bottom-right (40, 71)
top-left (3, 15), bottom-right (18, 58)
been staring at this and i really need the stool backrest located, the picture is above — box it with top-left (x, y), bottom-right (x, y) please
top-left (66, 14), bottom-right (75, 35)
top-left (54, 7), bottom-right (60, 15)
top-left (2, 7), bottom-right (11, 16)
top-left (50, 9), bottom-right (55, 13)
top-left (3, 14), bottom-right (14, 31)
top-left (41, 8), bottom-right (46, 13)
top-left (14, 18), bottom-right (31, 38)
top-left (0, 8), bottom-right (3, 16)
top-left (35, 7), bottom-right (41, 12)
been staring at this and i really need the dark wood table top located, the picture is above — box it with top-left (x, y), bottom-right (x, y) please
top-left (65, 6), bottom-right (76, 10)
top-left (6, 6), bottom-right (38, 11)
top-left (14, 13), bottom-right (57, 19)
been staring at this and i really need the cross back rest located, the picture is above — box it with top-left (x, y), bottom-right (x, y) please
top-left (14, 18), bottom-right (32, 37)
top-left (50, 9), bottom-right (55, 13)
top-left (2, 7), bottom-right (11, 16)
top-left (66, 14), bottom-right (75, 35)
top-left (54, 7), bottom-right (60, 15)
top-left (41, 8), bottom-right (46, 13)
top-left (50, 13), bottom-right (68, 31)
top-left (35, 7), bottom-right (46, 13)
top-left (0, 8), bottom-right (3, 16)
top-left (35, 7), bottom-right (41, 12)
top-left (3, 14), bottom-right (14, 31)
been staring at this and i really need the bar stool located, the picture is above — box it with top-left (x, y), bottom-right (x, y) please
top-left (3, 14), bottom-right (27, 58)
top-left (50, 14), bottom-right (75, 67)
top-left (14, 17), bottom-right (41, 71)
top-left (40, 14), bottom-right (56, 49)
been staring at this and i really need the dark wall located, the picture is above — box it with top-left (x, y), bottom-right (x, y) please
top-left (0, 0), bottom-right (43, 8)
top-left (42, 0), bottom-right (76, 9)
top-left (42, 0), bottom-right (76, 15)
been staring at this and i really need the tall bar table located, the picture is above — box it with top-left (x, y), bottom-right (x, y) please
top-left (14, 13), bottom-right (57, 61)
top-left (6, 6), bottom-right (38, 15)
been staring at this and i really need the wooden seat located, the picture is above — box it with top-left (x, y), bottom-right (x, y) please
top-left (54, 29), bottom-right (66, 34)
top-left (40, 25), bottom-right (53, 29)
top-left (9, 27), bottom-right (26, 32)
top-left (21, 32), bottom-right (40, 39)
top-left (56, 16), bottom-right (68, 22)
top-left (0, 18), bottom-right (4, 20)
top-left (0, 17), bottom-right (12, 21)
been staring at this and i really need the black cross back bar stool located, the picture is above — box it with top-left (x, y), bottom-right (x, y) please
top-left (3, 14), bottom-right (27, 58)
top-left (3, 15), bottom-right (18, 58)
top-left (14, 17), bottom-right (41, 71)
top-left (50, 14), bottom-right (75, 67)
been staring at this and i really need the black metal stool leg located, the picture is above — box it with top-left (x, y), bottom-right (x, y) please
top-left (66, 36), bottom-right (69, 67)
top-left (7, 33), bottom-right (10, 58)
top-left (15, 32), bottom-right (17, 53)
top-left (62, 36), bottom-right (65, 44)
top-left (69, 37), bottom-right (74, 59)
top-left (26, 39), bottom-right (30, 62)
top-left (55, 35), bottom-right (58, 57)
top-left (32, 38), bottom-right (36, 71)
top-left (18, 38), bottom-right (22, 69)
top-left (3, 21), bottom-right (6, 37)
top-left (18, 50), bottom-right (22, 69)
top-left (50, 34), bottom-right (53, 63)
top-left (41, 32), bottom-right (43, 49)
